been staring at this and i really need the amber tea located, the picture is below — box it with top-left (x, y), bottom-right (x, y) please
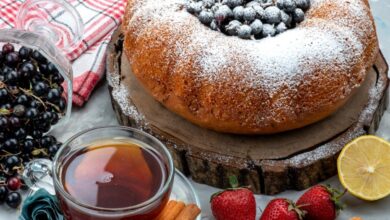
top-left (58, 140), bottom-right (169, 220)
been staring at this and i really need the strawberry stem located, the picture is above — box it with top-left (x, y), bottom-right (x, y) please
top-left (229, 176), bottom-right (239, 188)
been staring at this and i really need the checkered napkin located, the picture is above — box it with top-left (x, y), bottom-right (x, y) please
top-left (0, 0), bottom-right (127, 106)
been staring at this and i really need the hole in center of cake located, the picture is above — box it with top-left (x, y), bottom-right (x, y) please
top-left (186, 0), bottom-right (311, 39)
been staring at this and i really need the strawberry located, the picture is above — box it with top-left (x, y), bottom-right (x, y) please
top-left (296, 185), bottom-right (345, 220)
top-left (260, 198), bottom-right (305, 220)
top-left (210, 176), bottom-right (256, 220)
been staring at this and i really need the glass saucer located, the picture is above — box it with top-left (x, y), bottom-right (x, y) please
top-left (171, 169), bottom-right (202, 219)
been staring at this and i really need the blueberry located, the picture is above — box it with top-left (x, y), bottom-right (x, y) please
top-left (246, 1), bottom-right (260, 8)
top-left (276, 22), bottom-right (287, 34)
top-left (276, 0), bottom-right (285, 9)
top-left (199, 10), bottom-right (214, 24)
top-left (293, 8), bottom-right (305, 23)
top-left (224, 0), bottom-right (243, 8)
top-left (243, 7), bottom-right (256, 22)
top-left (214, 5), bottom-right (233, 23)
top-left (295, 0), bottom-right (310, 11)
top-left (264, 6), bottom-right (281, 24)
top-left (187, 2), bottom-right (203, 14)
top-left (226, 20), bottom-right (242, 35)
top-left (237, 24), bottom-right (252, 39)
top-left (252, 4), bottom-right (265, 19)
top-left (262, 24), bottom-right (276, 37)
top-left (19, 46), bottom-right (32, 60)
top-left (282, 0), bottom-right (296, 13)
top-left (250, 19), bottom-right (263, 35)
top-left (233, 6), bottom-right (244, 20)
top-left (202, 0), bottom-right (215, 8)
top-left (280, 10), bottom-right (292, 27)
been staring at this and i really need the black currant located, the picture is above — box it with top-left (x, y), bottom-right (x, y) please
top-left (6, 192), bottom-right (21, 208)
top-left (33, 81), bottom-right (49, 96)
top-left (51, 112), bottom-right (59, 125)
top-left (4, 139), bottom-right (18, 153)
top-left (15, 128), bottom-right (27, 140)
top-left (31, 129), bottom-right (42, 138)
top-left (5, 52), bottom-right (20, 68)
top-left (40, 135), bottom-right (56, 148)
top-left (2, 43), bottom-right (14, 54)
top-left (47, 88), bottom-right (61, 103)
top-left (53, 74), bottom-right (64, 84)
top-left (16, 94), bottom-right (29, 105)
top-left (22, 138), bottom-right (35, 153)
top-left (0, 186), bottom-right (8, 203)
top-left (19, 46), bottom-right (32, 60)
top-left (48, 143), bottom-right (61, 157)
top-left (0, 117), bottom-right (9, 130)
top-left (31, 50), bottom-right (47, 63)
top-left (12, 104), bottom-right (26, 117)
top-left (58, 98), bottom-right (66, 111)
top-left (5, 156), bottom-right (20, 169)
top-left (5, 70), bottom-right (20, 84)
top-left (25, 107), bottom-right (39, 119)
top-left (39, 122), bottom-right (51, 133)
top-left (0, 88), bottom-right (9, 100)
top-left (8, 116), bottom-right (21, 129)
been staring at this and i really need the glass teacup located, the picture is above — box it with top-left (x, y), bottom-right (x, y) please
top-left (23, 126), bottom-right (175, 220)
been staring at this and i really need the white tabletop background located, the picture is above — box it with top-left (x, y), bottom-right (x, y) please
top-left (1, 0), bottom-right (390, 219)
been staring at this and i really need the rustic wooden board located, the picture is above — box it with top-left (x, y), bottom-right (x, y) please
top-left (106, 29), bottom-right (389, 194)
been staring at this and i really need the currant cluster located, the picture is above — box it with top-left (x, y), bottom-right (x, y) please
top-left (0, 175), bottom-right (27, 209)
top-left (186, 0), bottom-right (310, 39)
top-left (0, 43), bottom-right (65, 209)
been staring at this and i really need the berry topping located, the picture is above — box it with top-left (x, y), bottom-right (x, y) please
top-left (186, 0), bottom-right (310, 39)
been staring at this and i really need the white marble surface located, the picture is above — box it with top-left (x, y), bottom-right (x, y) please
top-left (1, 0), bottom-right (390, 219)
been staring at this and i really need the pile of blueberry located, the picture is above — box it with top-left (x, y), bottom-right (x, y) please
top-left (0, 43), bottom-right (65, 209)
top-left (186, 0), bottom-right (310, 39)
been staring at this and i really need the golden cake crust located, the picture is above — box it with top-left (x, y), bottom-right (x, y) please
top-left (122, 0), bottom-right (379, 134)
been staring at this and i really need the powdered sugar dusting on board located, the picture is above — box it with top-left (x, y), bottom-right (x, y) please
top-left (111, 82), bottom-right (146, 127)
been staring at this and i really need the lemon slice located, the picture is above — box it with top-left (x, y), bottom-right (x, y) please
top-left (337, 135), bottom-right (390, 201)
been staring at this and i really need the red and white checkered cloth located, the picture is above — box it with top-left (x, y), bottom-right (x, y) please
top-left (0, 0), bottom-right (127, 106)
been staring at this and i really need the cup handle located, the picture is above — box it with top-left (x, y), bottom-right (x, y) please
top-left (22, 159), bottom-right (56, 195)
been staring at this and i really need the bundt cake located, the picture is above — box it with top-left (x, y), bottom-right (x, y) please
top-left (121, 0), bottom-right (379, 134)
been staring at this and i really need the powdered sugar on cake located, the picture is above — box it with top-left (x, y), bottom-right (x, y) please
top-left (124, 0), bottom-right (371, 95)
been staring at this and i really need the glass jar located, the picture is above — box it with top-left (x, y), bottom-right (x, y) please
top-left (0, 0), bottom-right (84, 125)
